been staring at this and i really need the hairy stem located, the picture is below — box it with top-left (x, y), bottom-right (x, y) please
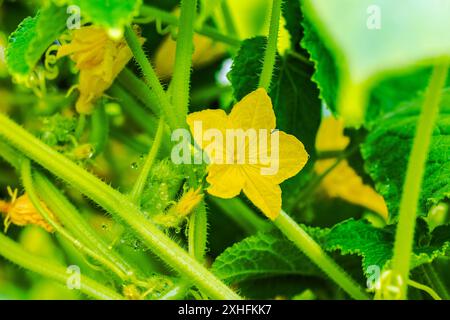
top-left (171, 0), bottom-right (198, 120)
top-left (0, 114), bottom-right (240, 300)
top-left (130, 117), bottom-right (165, 205)
top-left (0, 232), bottom-right (123, 300)
top-left (274, 210), bottom-right (369, 300)
top-left (391, 63), bottom-right (449, 299)
top-left (258, 0), bottom-right (282, 90)
top-left (21, 159), bottom-right (129, 281)
top-left (124, 27), bottom-right (181, 130)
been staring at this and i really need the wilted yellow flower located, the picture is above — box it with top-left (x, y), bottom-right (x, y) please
top-left (175, 188), bottom-right (204, 217)
top-left (0, 191), bottom-right (54, 232)
top-left (315, 117), bottom-right (388, 220)
top-left (57, 26), bottom-right (142, 114)
top-left (187, 88), bottom-right (308, 219)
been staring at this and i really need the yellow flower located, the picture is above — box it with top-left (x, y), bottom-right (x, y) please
top-left (0, 190), bottom-right (55, 232)
top-left (314, 117), bottom-right (388, 220)
top-left (57, 26), bottom-right (141, 114)
top-left (175, 188), bottom-right (204, 217)
top-left (187, 88), bottom-right (308, 219)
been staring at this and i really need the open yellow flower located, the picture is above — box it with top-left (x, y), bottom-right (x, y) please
top-left (315, 117), bottom-right (388, 220)
top-left (57, 26), bottom-right (140, 114)
top-left (187, 88), bottom-right (308, 219)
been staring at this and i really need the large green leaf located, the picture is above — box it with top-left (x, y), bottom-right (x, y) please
top-left (211, 228), bottom-right (327, 283)
top-left (302, 0), bottom-right (450, 126)
top-left (73, 0), bottom-right (142, 35)
top-left (6, 4), bottom-right (67, 79)
top-left (324, 218), bottom-right (450, 274)
top-left (301, 20), bottom-right (437, 128)
top-left (362, 90), bottom-right (450, 222)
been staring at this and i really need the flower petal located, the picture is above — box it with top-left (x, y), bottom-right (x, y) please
top-left (254, 131), bottom-right (309, 184)
top-left (241, 166), bottom-right (282, 220)
top-left (206, 164), bottom-right (245, 199)
top-left (187, 109), bottom-right (228, 149)
top-left (229, 88), bottom-right (276, 130)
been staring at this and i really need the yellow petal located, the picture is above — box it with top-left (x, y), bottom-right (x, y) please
top-left (206, 164), bottom-right (245, 198)
top-left (241, 165), bottom-right (282, 220)
top-left (275, 131), bottom-right (309, 184)
top-left (229, 88), bottom-right (276, 130)
top-left (187, 109), bottom-right (229, 149)
top-left (315, 159), bottom-right (389, 220)
top-left (315, 116), bottom-right (350, 152)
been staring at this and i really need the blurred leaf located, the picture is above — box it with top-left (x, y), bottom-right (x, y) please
top-left (301, 19), bottom-right (448, 128)
top-left (362, 90), bottom-right (450, 222)
top-left (72, 0), bottom-right (142, 33)
top-left (302, 0), bottom-right (450, 125)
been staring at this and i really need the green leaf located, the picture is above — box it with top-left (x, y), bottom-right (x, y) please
top-left (211, 228), bottom-right (327, 283)
top-left (362, 90), bottom-right (450, 222)
top-left (27, 4), bottom-right (67, 72)
top-left (228, 37), bottom-right (266, 101)
top-left (301, 19), bottom-right (448, 128)
top-left (6, 4), bottom-right (67, 78)
top-left (73, 0), bottom-right (142, 34)
top-left (282, 0), bottom-right (303, 50)
top-left (324, 218), bottom-right (450, 274)
top-left (302, 0), bottom-right (450, 125)
top-left (6, 16), bottom-right (37, 77)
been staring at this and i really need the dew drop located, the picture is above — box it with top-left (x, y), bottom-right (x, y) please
top-left (131, 162), bottom-right (139, 169)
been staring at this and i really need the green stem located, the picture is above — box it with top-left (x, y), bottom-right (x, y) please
top-left (109, 83), bottom-right (159, 137)
top-left (138, 5), bottom-right (241, 47)
top-left (171, 0), bottom-right (198, 120)
top-left (124, 27), bottom-right (182, 130)
top-left (258, 0), bottom-right (282, 90)
top-left (89, 104), bottom-right (109, 157)
top-left (422, 264), bottom-right (450, 300)
top-left (274, 210), bottom-right (369, 300)
top-left (408, 279), bottom-right (442, 300)
top-left (188, 201), bottom-right (208, 262)
top-left (210, 196), bottom-right (271, 235)
top-left (0, 232), bottom-right (123, 300)
top-left (21, 159), bottom-right (129, 281)
top-left (0, 114), bottom-right (240, 300)
top-left (391, 63), bottom-right (449, 299)
top-left (117, 68), bottom-right (160, 116)
top-left (130, 117), bottom-right (165, 205)
top-left (33, 171), bottom-right (139, 281)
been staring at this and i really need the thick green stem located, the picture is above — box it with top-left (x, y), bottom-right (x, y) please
top-left (258, 0), bottom-right (282, 90)
top-left (21, 159), bottom-right (129, 281)
top-left (0, 114), bottom-right (240, 300)
top-left (33, 171), bottom-right (139, 280)
top-left (124, 27), bottom-right (182, 130)
top-left (171, 0), bottom-right (197, 120)
top-left (0, 231), bottom-right (123, 300)
top-left (391, 63), bottom-right (449, 299)
top-left (138, 5), bottom-right (241, 47)
top-left (130, 117), bottom-right (165, 205)
top-left (274, 210), bottom-right (369, 300)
